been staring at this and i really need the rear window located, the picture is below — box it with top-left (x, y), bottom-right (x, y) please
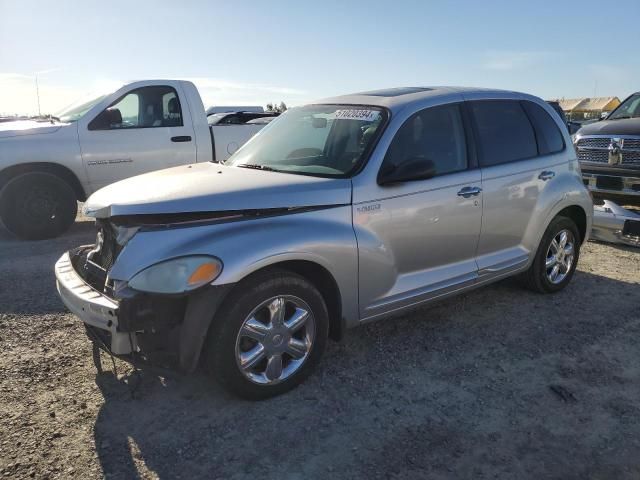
top-left (469, 100), bottom-right (538, 167)
top-left (522, 101), bottom-right (565, 155)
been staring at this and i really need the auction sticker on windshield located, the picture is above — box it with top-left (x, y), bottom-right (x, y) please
top-left (335, 109), bottom-right (380, 121)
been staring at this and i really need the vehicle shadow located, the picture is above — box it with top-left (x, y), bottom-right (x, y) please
top-left (589, 239), bottom-right (640, 254)
top-left (91, 269), bottom-right (640, 479)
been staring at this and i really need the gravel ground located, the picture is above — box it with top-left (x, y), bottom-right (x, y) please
top-left (1, 219), bottom-right (639, 480)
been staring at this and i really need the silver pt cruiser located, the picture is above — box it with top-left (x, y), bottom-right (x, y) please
top-left (55, 87), bottom-right (593, 399)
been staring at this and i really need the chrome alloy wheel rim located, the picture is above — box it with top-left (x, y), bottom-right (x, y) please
top-left (545, 229), bottom-right (575, 284)
top-left (235, 296), bottom-right (315, 385)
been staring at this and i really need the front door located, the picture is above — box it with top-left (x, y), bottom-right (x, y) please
top-left (354, 103), bottom-right (482, 321)
top-left (79, 84), bottom-right (196, 193)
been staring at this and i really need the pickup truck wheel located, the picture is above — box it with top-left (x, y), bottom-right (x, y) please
top-left (0, 172), bottom-right (77, 240)
top-left (523, 216), bottom-right (581, 294)
top-left (206, 270), bottom-right (329, 400)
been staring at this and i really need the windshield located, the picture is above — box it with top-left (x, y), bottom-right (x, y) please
top-left (207, 113), bottom-right (229, 125)
top-left (56, 93), bottom-right (108, 123)
top-left (225, 104), bottom-right (387, 177)
top-left (608, 94), bottom-right (640, 120)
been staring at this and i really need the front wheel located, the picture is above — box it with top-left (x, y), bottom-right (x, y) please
top-left (0, 172), bottom-right (77, 240)
top-left (522, 216), bottom-right (581, 293)
top-left (206, 270), bottom-right (329, 400)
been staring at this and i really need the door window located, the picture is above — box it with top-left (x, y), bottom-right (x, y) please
top-left (469, 100), bottom-right (537, 166)
top-left (89, 86), bottom-right (183, 130)
top-left (381, 103), bottom-right (468, 177)
top-left (522, 101), bottom-right (565, 155)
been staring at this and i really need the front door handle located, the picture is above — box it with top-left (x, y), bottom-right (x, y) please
top-left (457, 186), bottom-right (482, 198)
top-left (171, 135), bottom-right (192, 142)
top-left (539, 170), bottom-right (555, 181)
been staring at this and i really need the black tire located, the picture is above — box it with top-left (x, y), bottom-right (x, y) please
top-left (0, 172), bottom-right (77, 240)
top-left (206, 270), bottom-right (329, 400)
top-left (522, 216), bottom-right (581, 293)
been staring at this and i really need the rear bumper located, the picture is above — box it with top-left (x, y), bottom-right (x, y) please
top-left (591, 200), bottom-right (640, 247)
top-left (55, 252), bottom-right (135, 354)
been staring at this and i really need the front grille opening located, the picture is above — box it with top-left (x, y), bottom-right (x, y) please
top-left (596, 176), bottom-right (623, 191)
top-left (69, 246), bottom-right (109, 292)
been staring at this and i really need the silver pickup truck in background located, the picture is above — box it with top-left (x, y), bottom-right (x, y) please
top-left (0, 79), bottom-right (270, 240)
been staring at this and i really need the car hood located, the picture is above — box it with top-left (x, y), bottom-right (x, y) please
top-left (577, 117), bottom-right (640, 136)
top-left (85, 163), bottom-right (352, 220)
top-left (0, 120), bottom-right (66, 139)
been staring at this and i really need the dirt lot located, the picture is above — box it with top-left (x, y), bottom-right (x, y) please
top-left (1, 220), bottom-right (639, 480)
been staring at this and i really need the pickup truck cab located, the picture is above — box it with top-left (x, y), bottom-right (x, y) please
top-left (0, 80), bottom-right (267, 240)
top-left (55, 87), bottom-right (593, 399)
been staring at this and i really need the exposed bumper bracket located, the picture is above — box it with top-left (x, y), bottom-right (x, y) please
top-left (591, 200), bottom-right (640, 247)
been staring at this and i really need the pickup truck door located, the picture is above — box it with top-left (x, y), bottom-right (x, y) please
top-left (353, 102), bottom-right (482, 321)
top-left (78, 83), bottom-right (196, 193)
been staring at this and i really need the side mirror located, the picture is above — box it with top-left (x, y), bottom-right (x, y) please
top-left (378, 157), bottom-right (436, 185)
top-left (88, 107), bottom-right (123, 130)
top-left (600, 111), bottom-right (609, 120)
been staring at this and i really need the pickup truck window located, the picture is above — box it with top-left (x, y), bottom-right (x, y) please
top-left (381, 103), bottom-right (468, 178)
top-left (88, 86), bottom-right (183, 130)
top-left (226, 105), bottom-right (387, 177)
top-left (608, 93), bottom-right (640, 120)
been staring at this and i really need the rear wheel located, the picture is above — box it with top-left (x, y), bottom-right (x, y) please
top-left (206, 270), bottom-right (329, 400)
top-left (0, 172), bottom-right (77, 240)
top-left (523, 216), bottom-right (581, 293)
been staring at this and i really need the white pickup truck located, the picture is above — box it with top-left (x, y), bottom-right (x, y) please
top-left (0, 79), bottom-right (269, 240)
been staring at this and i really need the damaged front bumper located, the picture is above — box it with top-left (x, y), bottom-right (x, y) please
top-left (591, 200), bottom-right (640, 247)
top-left (55, 249), bottom-right (231, 370)
top-left (55, 252), bottom-right (133, 354)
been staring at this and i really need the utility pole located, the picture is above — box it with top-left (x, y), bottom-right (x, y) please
top-left (35, 75), bottom-right (42, 116)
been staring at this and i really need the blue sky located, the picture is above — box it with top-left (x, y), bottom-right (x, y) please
top-left (1, 0), bottom-right (639, 115)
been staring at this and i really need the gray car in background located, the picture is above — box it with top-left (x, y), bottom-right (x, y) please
top-left (55, 87), bottom-right (593, 399)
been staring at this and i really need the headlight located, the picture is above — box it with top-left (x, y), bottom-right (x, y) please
top-left (128, 256), bottom-right (223, 294)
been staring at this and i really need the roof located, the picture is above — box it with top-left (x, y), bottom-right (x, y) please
top-left (550, 97), bottom-right (620, 112)
top-left (313, 86), bottom-right (527, 112)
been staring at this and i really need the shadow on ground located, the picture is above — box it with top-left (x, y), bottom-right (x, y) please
top-left (90, 269), bottom-right (640, 479)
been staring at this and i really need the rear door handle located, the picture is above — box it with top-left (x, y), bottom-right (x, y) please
top-left (539, 170), bottom-right (555, 181)
top-left (171, 136), bottom-right (192, 142)
top-left (457, 186), bottom-right (482, 198)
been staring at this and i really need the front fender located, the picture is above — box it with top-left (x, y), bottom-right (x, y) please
top-left (110, 205), bottom-right (359, 326)
top-left (0, 124), bottom-right (87, 187)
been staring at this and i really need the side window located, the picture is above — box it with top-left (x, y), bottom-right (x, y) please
top-left (112, 92), bottom-right (140, 126)
top-left (162, 90), bottom-right (183, 127)
top-left (382, 103), bottom-right (468, 177)
top-left (522, 101), bottom-right (565, 155)
top-left (469, 100), bottom-right (537, 166)
top-left (89, 86), bottom-right (182, 130)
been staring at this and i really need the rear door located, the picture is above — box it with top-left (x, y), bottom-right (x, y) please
top-left (468, 99), bottom-right (566, 278)
top-left (79, 84), bottom-right (196, 192)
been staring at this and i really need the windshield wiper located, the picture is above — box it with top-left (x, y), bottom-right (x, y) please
top-left (236, 164), bottom-right (278, 172)
top-left (608, 115), bottom-right (635, 120)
